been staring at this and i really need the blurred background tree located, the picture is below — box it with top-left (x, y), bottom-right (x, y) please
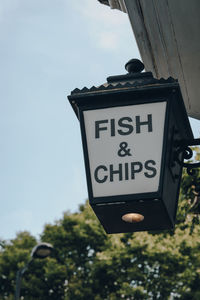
top-left (0, 168), bottom-right (200, 300)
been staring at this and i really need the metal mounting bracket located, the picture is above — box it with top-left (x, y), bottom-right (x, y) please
top-left (176, 138), bottom-right (200, 176)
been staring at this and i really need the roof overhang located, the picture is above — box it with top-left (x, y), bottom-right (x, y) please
top-left (98, 0), bottom-right (126, 12)
top-left (98, 0), bottom-right (200, 120)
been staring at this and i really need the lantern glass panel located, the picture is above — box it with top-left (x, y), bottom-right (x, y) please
top-left (83, 101), bottom-right (167, 198)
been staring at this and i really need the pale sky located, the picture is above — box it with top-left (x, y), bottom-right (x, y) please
top-left (0, 0), bottom-right (199, 241)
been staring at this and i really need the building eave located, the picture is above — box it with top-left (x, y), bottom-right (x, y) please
top-left (98, 0), bottom-right (200, 120)
top-left (98, 0), bottom-right (127, 13)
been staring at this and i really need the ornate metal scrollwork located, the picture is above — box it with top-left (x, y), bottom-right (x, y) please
top-left (175, 139), bottom-right (200, 218)
top-left (176, 138), bottom-right (200, 176)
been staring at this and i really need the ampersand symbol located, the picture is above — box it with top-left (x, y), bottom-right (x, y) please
top-left (118, 142), bottom-right (132, 157)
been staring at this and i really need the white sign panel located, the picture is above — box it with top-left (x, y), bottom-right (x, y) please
top-left (83, 101), bottom-right (166, 198)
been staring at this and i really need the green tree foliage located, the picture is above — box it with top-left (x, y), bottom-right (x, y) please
top-left (0, 170), bottom-right (200, 299)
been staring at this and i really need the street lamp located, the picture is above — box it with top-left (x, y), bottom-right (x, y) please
top-left (15, 242), bottom-right (53, 300)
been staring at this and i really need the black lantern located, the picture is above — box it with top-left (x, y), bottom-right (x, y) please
top-left (68, 59), bottom-right (193, 234)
